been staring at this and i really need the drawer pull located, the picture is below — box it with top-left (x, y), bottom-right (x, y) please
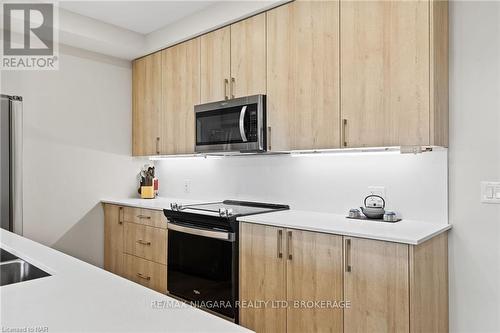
top-left (137, 215), bottom-right (151, 220)
top-left (136, 273), bottom-right (151, 281)
top-left (137, 240), bottom-right (151, 246)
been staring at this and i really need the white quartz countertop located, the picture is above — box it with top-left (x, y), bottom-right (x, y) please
top-left (0, 229), bottom-right (251, 333)
top-left (101, 197), bottom-right (204, 211)
top-left (101, 197), bottom-right (450, 245)
top-left (239, 210), bottom-right (450, 245)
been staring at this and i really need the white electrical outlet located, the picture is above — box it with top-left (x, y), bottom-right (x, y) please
top-left (184, 179), bottom-right (191, 194)
top-left (367, 186), bottom-right (386, 200)
top-left (481, 181), bottom-right (500, 204)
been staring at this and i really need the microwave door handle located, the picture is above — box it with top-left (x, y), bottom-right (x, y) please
top-left (239, 106), bottom-right (248, 142)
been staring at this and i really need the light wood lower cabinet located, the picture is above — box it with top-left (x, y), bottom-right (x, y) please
top-left (343, 237), bottom-right (409, 333)
top-left (124, 254), bottom-right (167, 294)
top-left (104, 204), bottom-right (124, 276)
top-left (239, 222), bottom-right (448, 333)
top-left (122, 206), bottom-right (167, 229)
top-left (124, 222), bottom-right (167, 265)
top-left (239, 223), bottom-right (287, 333)
top-left (286, 230), bottom-right (343, 333)
top-left (103, 204), bottom-right (168, 294)
top-left (239, 223), bottom-right (343, 333)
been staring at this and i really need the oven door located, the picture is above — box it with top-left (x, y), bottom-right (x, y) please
top-left (195, 95), bottom-right (266, 153)
top-left (167, 221), bottom-right (237, 320)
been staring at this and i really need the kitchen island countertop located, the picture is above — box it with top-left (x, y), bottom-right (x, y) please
top-left (0, 229), bottom-right (251, 333)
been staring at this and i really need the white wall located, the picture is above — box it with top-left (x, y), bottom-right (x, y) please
top-left (1, 45), bottom-right (146, 267)
top-left (448, 1), bottom-right (500, 332)
top-left (155, 150), bottom-right (448, 224)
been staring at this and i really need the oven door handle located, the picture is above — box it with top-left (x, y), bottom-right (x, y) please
top-left (239, 105), bottom-right (248, 142)
top-left (168, 222), bottom-right (235, 242)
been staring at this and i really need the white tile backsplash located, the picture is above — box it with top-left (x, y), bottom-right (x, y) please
top-left (155, 149), bottom-right (448, 224)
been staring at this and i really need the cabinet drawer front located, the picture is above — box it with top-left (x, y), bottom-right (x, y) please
top-left (122, 207), bottom-right (167, 229)
top-left (124, 254), bottom-right (167, 294)
top-left (124, 222), bottom-right (167, 264)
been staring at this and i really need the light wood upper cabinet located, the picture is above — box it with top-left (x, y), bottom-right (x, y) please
top-left (341, 0), bottom-right (448, 148)
top-left (200, 27), bottom-right (231, 103)
top-left (132, 1), bottom-right (448, 155)
top-left (201, 14), bottom-right (267, 104)
top-left (161, 38), bottom-right (200, 154)
top-left (230, 13), bottom-right (267, 98)
top-left (344, 237), bottom-right (409, 333)
top-left (286, 230), bottom-right (343, 333)
top-left (104, 204), bottom-right (124, 276)
top-left (267, 0), bottom-right (340, 151)
top-left (239, 223), bottom-right (286, 333)
top-left (132, 52), bottom-right (162, 156)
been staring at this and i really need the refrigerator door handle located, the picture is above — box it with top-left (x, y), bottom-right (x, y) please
top-left (10, 98), bottom-right (23, 235)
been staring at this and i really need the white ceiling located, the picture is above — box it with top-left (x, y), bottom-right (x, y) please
top-left (59, 1), bottom-right (219, 34)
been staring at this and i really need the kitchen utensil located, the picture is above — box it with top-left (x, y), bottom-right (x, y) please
top-left (383, 211), bottom-right (398, 222)
top-left (360, 194), bottom-right (385, 219)
top-left (348, 208), bottom-right (361, 218)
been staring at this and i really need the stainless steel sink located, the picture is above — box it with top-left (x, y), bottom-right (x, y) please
top-left (0, 249), bottom-right (50, 286)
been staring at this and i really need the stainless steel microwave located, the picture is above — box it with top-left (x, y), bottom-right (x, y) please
top-left (195, 95), bottom-right (266, 153)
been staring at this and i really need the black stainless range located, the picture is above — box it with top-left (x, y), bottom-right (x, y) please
top-left (164, 200), bottom-right (289, 322)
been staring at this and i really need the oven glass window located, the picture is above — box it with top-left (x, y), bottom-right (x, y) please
top-left (168, 230), bottom-right (235, 318)
top-left (196, 104), bottom-right (258, 146)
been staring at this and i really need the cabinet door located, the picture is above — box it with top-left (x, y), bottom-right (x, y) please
top-left (104, 204), bottom-right (124, 276)
top-left (124, 254), bottom-right (167, 294)
top-left (161, 39), bottom-right (200, 154)
top-left (200, 27), bottom-right (231, 103)
top-left (267, 0), bottom-right (340, 151)
top-left (341, 0), bottom-right (430, 147)
top-left (132, 52), bottom-right (162, 156)
top-left (344, 237), bottom-right (409, 333)
top-left (230, 13), bottom-right (266, 98)
top-left (239, 223), bottom-right (286, 333)
top-left (124, 222), bottom-right (167, 265)
top-left (286, 229), bottom-right (343, 333)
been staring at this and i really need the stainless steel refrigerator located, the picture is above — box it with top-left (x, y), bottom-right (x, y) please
top-left (1, 94), bottom-right (23, 234)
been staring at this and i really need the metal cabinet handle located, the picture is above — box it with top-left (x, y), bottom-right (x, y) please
top-left (136, 273), bottom-right (151, 281)
top-left (230, 77), bottom-right (235, 99)
top-left (118, 207), bottom-right (123, 225)
top-left (156, 137), bottom-right (160, 154)
top-left (268, 126), bottom-right (272, 151)
top-left (277, 229), bottom-right (283, 258)
top-left (137, 215), bottom-right (151, 220)
top-left (137, 240), bottom-right (151, 246)
top-left (224, 79), bottom-right (229, 100)
top-left (345, 238), bottom-right (352, 272)
top-left (342, 119), bottom-right (348, 147)
top-left (287, 231), bottom-right (293, 260)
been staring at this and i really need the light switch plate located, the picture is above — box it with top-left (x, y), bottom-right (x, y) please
top-left (481, 181), bottom-right (500, 204)
top-left (184, 179), bottom-right (191, 194)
